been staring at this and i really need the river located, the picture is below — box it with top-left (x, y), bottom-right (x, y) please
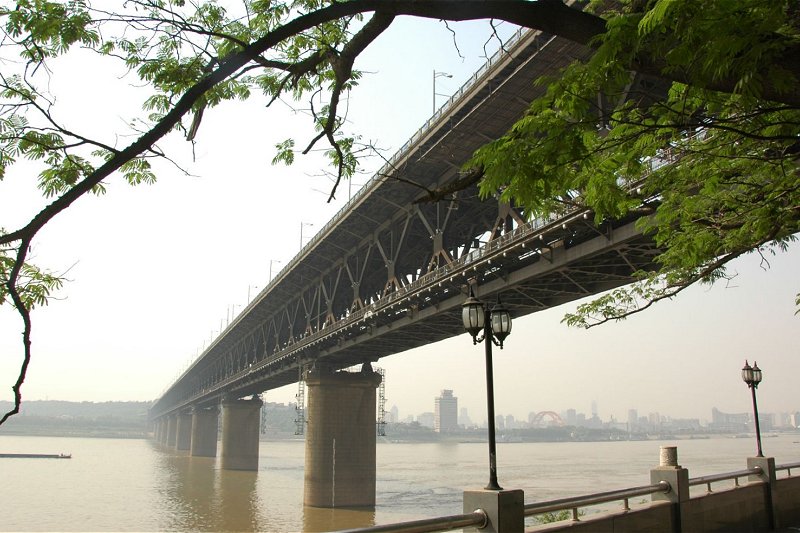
top-left (1, 434), bottom-right (798, 531)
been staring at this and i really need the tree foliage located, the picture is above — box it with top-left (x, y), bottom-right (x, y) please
top-left (0, 0), bottom-right (798, 422)
top-left (473, 0), bottom-right (800, 326)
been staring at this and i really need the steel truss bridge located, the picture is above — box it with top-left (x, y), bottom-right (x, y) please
top-left (151, 26), bottom-right (662, 419)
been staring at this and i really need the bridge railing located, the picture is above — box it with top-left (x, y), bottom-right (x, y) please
top-left (262, 24), bottom-right (532, 300)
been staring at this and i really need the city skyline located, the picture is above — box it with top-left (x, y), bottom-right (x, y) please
top-left (385, 398), bottom-right (800, 429)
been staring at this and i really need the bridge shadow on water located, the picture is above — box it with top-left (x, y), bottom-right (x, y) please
top-left (156, 452), bottom-right (263, 531)
top-left (153, 447), bottom-right (377, 531)
top-left (303, 506), bottom-right (376, 532)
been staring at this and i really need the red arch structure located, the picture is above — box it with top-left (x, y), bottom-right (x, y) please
top-left (531, 411), bottom-right (565, 426)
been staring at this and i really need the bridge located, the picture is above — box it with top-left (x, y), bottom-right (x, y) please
top-left (150, 26), bottom-right (661, 507)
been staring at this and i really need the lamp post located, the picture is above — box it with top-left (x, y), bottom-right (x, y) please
top-left (741, 360), bottom-right (764, 457)
top-left (462, 289), bottom-right (512, 491)
top-left (433, 70), bottom-right (452, 114)
top-left (300, 222), bottom-right (314, 249)
top-left (269, 259), bottom-right (281, 283)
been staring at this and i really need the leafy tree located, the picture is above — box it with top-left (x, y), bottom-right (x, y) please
top-left (0, 0), bottom-right (798, 423)
top-left (472, 0), bottom-right (800, 327)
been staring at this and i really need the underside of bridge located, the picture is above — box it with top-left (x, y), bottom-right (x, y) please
top-left (151, 26), bottom-right (663, 420)
top-left (149, 23), bottom-right (664, 506)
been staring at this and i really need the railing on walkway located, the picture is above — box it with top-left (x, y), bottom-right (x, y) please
top-left (777, 460), bottom-right (800, 477)
top-left (523, 481), bottom-right (670, 521)
top-left (335, 509), bottom-right (487, 533)
top-left (334, 457), bottom-right (800, 533)
top-left (689, 466), bottom-right (761, 494)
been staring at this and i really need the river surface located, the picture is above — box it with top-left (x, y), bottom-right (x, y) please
top-left (1, 434), bottom-right (798, 531)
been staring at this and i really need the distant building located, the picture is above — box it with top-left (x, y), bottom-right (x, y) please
top-left (417, 412), bottom-right (435, 428)
top-left (627, 409), bottom-right (638, 431)
top-left (710, 407), bottom-right (750, 432)
top-left (435, 390), bottom-right (458, 433)
top-left (388, 405), bottom-right (399, 423)
top-left (459, 407), bottom-right (472, 428)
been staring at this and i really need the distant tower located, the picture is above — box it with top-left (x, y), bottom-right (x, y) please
top-left (459, 407), bottom-right (472, 427)
top-left (434, 390), bottom-right (458, 433)
top-left (628, 409), bottom-right (638, 431)
top-left (591, 400), bottom-right (598, 418)
top-left (389, 405), bottom-right (399, 423)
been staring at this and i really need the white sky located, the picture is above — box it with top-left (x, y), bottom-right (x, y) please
top-left (1, 16), bottom-right (798, 426)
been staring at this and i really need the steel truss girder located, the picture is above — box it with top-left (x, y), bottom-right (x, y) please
top-left (152, 28), bottom-right (670, 417)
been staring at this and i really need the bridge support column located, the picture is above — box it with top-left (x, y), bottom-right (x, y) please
top-left (157, 418), bottom-right (166, 445)
top-left (176, 411), bottom-right (193, 452)
top-left (190, 406), bottom-right (219, 458)
top-left (166, 414), bottom-right (178, 448)
top-left (220, 396), bottom-right (263, 471)
top-left (304, 364), bottom-right (382, 508)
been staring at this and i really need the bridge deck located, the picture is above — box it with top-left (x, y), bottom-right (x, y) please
top-left (152, 27), bottom-right (659, 418)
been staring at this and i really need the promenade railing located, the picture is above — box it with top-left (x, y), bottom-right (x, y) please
top-left (523, 481), bottom-right (670, 521)
top-left (335, 510), bottom-right (487, 533)
top-left (334, 458), bottom-right (800, 533)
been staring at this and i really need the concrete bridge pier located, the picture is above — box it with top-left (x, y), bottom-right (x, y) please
top-left (166, 414), bottom-right (178, 448)
top-left (176, 411), bottom-right (193, 452)
top-left (220, 396), bottom-right (263, 471)
top-left (157, 418), bottom-right (168, 445)
top-left (190, 406), bottom-right (219, 458)
top-left (304, 363), bottom-right (382, 508)
top-left (153, 418), bottom-right (162, 443)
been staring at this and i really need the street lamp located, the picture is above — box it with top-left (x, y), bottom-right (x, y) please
top-left (300, 222), bottom-right (314, 249)
top-left (462, 289), bottom-right (512, 491)
top-left (741, 360), bottom-right (764, 457)
top-left (269, 259), bottom-right (281, 283)
top-left (433, 70), bottom-right (452, 114)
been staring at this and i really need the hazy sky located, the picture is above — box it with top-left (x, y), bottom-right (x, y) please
top-left (1, 16), bottom-right (797, 426)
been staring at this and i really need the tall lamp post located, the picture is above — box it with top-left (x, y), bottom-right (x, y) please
top-left (300, 222), bottom-right (314, 249)
top-left (433, 70), bottom-right (452, 114)
top-left (462, 289), bottom-right (512, 491)
top-left (741, 360), bottom-right (764, 457)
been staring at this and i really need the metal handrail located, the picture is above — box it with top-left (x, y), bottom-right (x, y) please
top-left (333, 509), bottom-right (487, 533)
top-left (523, 481), bottom-right (670, 520)
top-left (326, 460), bottom-right (793, 533)
top-left (777, 460), bottom-right (800, 477)
top-left (689, 466), bottom-right (761, 493)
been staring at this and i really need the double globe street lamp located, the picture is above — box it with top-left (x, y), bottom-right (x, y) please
top-left (462, 289), bottom-right (512, 491)
top-left (741, 360), bottom-right (764, 457)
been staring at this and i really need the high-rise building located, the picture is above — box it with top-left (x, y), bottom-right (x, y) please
top-left (434, 389), bottom-right (458, 432)
top-left (459, 407), bottom-right (472, 427)
top-left (628, 409), bottom-right (638, 431)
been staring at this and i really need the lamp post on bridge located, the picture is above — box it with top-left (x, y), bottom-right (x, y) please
top-left (741, 360), bottom-right (764, 457)
top-left (462, 288), bottom-right (512, 491)
top-left (300, 222), bottom-right (314, 250)
top-left (433, 70), bottom-right (452, 114)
